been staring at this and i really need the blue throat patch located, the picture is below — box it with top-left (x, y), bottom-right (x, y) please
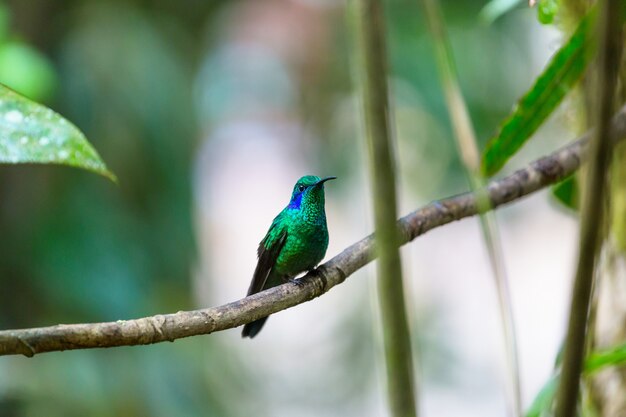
top-left (288, 192), bottom-right (303, 210)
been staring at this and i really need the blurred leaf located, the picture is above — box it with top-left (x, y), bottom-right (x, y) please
top-left (537, 0), bottom-right (560, 24)
top-left (479, 0), bottom-right (524, 24)
top-left (0, 84), bottom-right (116, 181)
top-left (526, 343), bottom-right (626, 417)
top-left (481, 8), bottom-right (597, 176)
top-left (525, 374), bottom-right (558, 417)
top-left (585, 343), bottom-right (626, 374)
top-left (552, 175), bottom-right (579, 211)
top-left (0, 41), bottom-right (57, 102)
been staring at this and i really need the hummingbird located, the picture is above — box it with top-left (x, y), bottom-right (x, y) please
top-left (242, 175), bottom-right (336, 338)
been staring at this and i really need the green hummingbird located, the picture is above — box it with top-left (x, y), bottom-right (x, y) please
top-left (242, 175), bottom-right (336, 338)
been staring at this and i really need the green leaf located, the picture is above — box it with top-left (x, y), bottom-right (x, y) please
top-left (585, 343), bottom-right (626, 374)
top-left (526, 343), bottom-right (626, 417)
top-left (537, 0), bottom-right (560, 25)
top-left (0, 41), bottom-right (57, 102)
top-left (526, 374), bottom-right (558, 417)
top-left (0, 84), bottom-right (116, 181)
top-left (481, 8), bottom-right (597, 177)
top-left (552, 175), bottom-right (579, 211)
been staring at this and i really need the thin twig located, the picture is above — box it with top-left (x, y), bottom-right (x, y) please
top-left (0, 106), bottom-right (626, 358)
top-left (555, 1), bottom-right (623, 416)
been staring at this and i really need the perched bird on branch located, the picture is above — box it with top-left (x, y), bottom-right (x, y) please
top-left (242, 175), bottom-right (336, 338)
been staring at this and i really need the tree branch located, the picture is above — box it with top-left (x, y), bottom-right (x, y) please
top-left (2, 106), bottom-right (626, 358)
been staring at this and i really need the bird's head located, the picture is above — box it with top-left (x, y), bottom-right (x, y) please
top-left (288, 175), bottom-right (336, 210)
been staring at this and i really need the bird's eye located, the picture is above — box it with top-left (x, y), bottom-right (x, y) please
top-left (298, 184), bottom-right (306, 192)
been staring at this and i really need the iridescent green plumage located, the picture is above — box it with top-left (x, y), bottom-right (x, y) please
top-left (242, 175), bottom-right (335, 338)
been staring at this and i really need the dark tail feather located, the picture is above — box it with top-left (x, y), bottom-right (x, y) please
top-left (242, 316), bottom-right (269, 338)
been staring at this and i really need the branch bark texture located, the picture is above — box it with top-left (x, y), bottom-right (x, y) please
top-left (1, 106), bottom-right (626, 358)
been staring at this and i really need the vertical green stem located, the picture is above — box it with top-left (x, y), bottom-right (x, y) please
top-left (420, 1), bottom-right (521, 416)
top-left (610, 143), bottom-right (626, 251)
top-left (555, 1), bottom-right (623, 416)
top-left (353, 1), bottom-right (418, 416)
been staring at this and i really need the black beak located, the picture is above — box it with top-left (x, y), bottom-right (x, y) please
top-left (314, 176), bottom-right (337, 186)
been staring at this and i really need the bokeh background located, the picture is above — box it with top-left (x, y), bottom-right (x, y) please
top-left (0, 1), bottom-right (580, 416)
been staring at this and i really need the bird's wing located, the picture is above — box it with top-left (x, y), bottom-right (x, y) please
top-left (246, 217), bottom-right (288, 296)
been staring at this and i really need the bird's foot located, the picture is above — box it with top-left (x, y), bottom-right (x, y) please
top-left (287, 277), bottom-right (305, 287)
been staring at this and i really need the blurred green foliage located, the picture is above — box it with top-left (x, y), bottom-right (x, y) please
top-left (0, 42), bottom-right (56, 102)
top-left (388, 0), bottom-right (540, 194)
top-left (0, 2), bottom-right (219, 415)
top-left (0, 3), bottom-right (56, 101)
top-left (481, 8), bottom-right (596, 176)
top-left (537, 0), bottom-right (560, 24)
top-left (585, 342), bottom-right (626, 374)
top-left (552, 175), bottom-right (579, 211)
top-left (525, 341), bottom-right (626, 417)
top-left (525, 374), bottom-right (558, 417)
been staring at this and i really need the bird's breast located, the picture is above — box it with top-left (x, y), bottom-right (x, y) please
top-left (274, 218), bottom-right (329, 277)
